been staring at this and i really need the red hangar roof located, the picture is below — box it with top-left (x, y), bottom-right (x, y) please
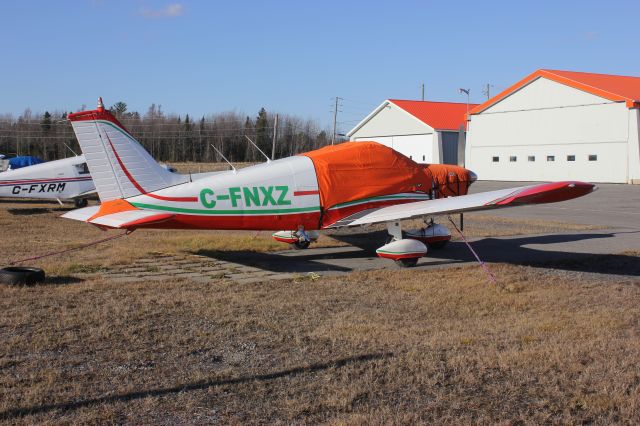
top-left (389, 99), bottom-right (479, 131)
top-left (470, 69), bottom-right (640, 114)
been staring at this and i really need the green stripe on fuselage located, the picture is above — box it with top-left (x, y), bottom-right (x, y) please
top-left (129, 202), bottom-right (320, 215)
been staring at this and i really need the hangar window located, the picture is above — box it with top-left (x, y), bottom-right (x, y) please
top-left (567, 155), bottom-right (575, 161)
top-left (509, 156), bottom-right (517, 162)
top-left (547, 155), bottom-right (555, 162)
top-left (528, 156), bottom-right (535, 162)
top-left (589, 154), bottom-right (598, 161)
top-left (492, 156), bottom-right (499, 162)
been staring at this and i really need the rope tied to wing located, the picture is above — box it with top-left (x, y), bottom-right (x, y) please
top-left (8, 230), bottom-right (131, 266)
top-left (447, 216), bottom-right (496, 284)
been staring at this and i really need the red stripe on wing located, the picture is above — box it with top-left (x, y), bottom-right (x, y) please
top-left (488, 181), bottom-right (595, 206)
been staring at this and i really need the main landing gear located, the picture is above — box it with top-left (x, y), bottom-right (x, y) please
top-left (376, 219), bottom-right (452, 267)
top-left (272, 226), bottom-right (319, 250)
top-left (74, 198), bottom-right (89, 208)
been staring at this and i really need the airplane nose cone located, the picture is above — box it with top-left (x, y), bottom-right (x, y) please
top-left (468, 170), bottom-right (478, 183)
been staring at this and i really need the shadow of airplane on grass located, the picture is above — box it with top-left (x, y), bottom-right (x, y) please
top-left (6, 207), bottom-right (74, 215)
top-left (0, 352), bottom-right (393, 420)
top-left (197, 230), bottom-right (640, 277)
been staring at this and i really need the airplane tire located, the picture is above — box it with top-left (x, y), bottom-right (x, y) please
top-left (74, 198), bottom-right (88, 208)
top-left (0, 267), bottom-right (46, 286)
top-left (395, 258), bottom-right (418, 268)
top-left (292, 240), bottom-right (311, 250)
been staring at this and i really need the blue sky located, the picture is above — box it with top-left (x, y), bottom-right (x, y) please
top-left (1, 0), bottom-right (638, 131)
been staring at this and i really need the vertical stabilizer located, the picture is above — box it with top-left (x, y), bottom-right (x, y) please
top-left (68, 98), bottom-right (187, 201)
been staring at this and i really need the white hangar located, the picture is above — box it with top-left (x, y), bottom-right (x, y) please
top-left (465, 69), bottom-right (640, 184)
top-left (347, 99), bottom-right (477, 164)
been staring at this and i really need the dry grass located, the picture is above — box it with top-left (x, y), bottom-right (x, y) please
top-left (0, 263), bottom-right (639, 424)
top-left (0, 196), bottom-right (636, 423)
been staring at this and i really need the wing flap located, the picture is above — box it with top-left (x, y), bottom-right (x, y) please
top-left (329, 181), bottom-right (595, 228)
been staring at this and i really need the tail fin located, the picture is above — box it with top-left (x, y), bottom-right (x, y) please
top-left (68, 98), bottom-right (188, 202)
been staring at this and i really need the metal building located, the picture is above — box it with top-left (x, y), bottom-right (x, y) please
top-left (466, 69), bottom-right (640, 184)
top-left (348, 100), bottom-right (477, 164)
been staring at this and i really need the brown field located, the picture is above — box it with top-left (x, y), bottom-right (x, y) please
top-left (0, 197), bottom-right (638, 424)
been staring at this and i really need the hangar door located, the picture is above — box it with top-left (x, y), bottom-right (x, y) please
top-left (392, 134), bottom-right (432, 163)
top-left (441, 132), bottom-right (459, 165)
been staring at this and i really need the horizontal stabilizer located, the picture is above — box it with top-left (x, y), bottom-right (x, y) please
top-left (329, 181), bottom-right (596, 228)
top-left (62, 206), bottom-right (100, 222)
top-left (62, 202), bottom-right (174, 229)
top-left (89, 210), bottom-right (175, 229)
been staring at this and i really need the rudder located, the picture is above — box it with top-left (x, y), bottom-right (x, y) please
top-left (68, 98), bottom-right (187, 202)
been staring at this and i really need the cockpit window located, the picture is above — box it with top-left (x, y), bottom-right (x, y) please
top-left (76, 162), bottom-right (90, 174)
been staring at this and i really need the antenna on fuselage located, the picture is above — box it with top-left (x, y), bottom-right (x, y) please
top-left (210, 144), bottom-right (236, 173)
top-left (244, 135), bottom-right (271, 163)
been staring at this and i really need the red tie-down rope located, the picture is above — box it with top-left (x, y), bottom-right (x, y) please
top-left (8, 231), bottom-right (131, 266)
top-left (447, 216), bottom-right (497, 284)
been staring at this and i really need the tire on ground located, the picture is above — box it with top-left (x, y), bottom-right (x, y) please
top-left (0, 267), bottom-right (46, 285)
top-left (395, 258), bottom-right (419, 268)
top-left (293, 240), bottom-right (311, 250)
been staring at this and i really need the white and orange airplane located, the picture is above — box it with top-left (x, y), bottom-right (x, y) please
top-left (62, 99), bottom-right (595, 267)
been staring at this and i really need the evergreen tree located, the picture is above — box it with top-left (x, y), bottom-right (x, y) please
top-left (41, 111), bottom-right (52, 133)
top-left (110, 101), bottom-right (128, 117)
top-left (41, 111), bottom-right (52, 159)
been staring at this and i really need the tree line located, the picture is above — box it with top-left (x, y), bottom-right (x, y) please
top-left (0, 102), bottom-right (336, 163)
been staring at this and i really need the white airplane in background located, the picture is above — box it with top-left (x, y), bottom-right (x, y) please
top-left (0, 155), bottom-right (95, 207)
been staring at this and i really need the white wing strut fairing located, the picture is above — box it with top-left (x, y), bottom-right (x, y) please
top-left (328, 181), bottom-right (596, 228)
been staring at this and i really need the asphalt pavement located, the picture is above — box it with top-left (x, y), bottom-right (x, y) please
top-left (204, 181), bottom-right (640, 278)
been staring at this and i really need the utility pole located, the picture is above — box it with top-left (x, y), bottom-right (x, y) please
top-left (271, 113), bottom-right (278, 160)
top-left (331, 96), bottom-right (342, 145)
top-left (421, 83), bottom-right (425, 101)
top-left (482, 83), bottom-right (494, 100)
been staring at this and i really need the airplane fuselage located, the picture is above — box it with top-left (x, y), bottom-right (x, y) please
top-left (0, 156), bottom-right (94, 201)
top-left (117, 155), bottom-right (438, 231)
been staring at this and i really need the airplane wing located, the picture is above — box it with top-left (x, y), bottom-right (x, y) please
top-left (327, 181), bottom-right (596, 228)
